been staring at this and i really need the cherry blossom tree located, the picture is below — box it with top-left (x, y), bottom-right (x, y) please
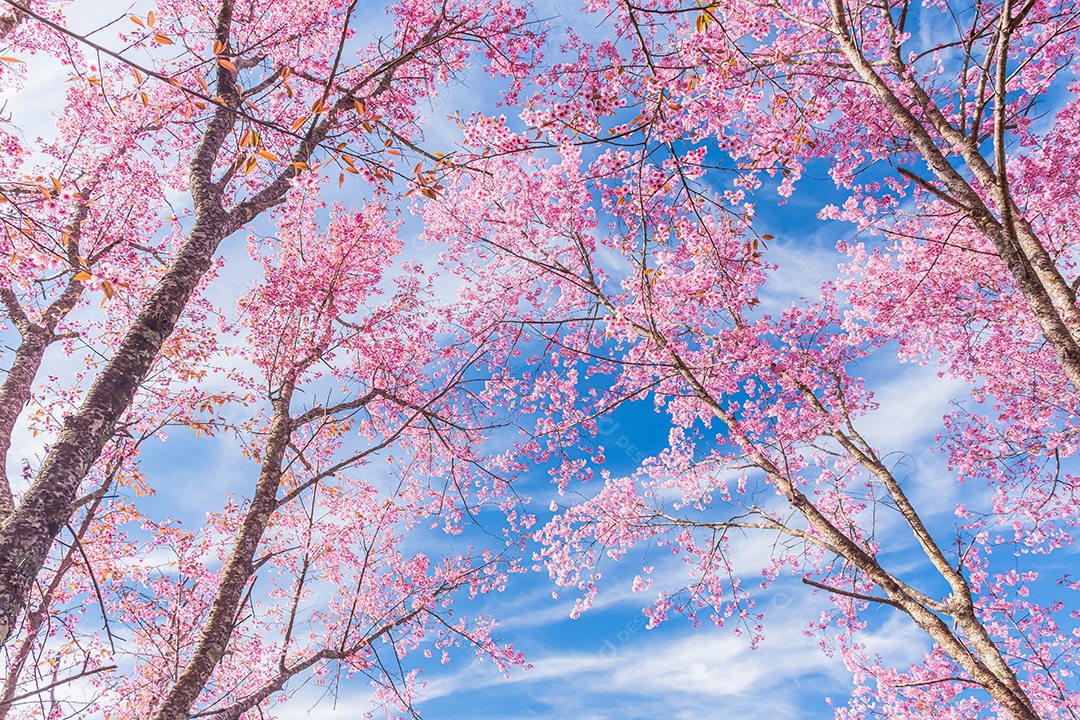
top-left (6, 0), bottom-right (1080, 717)
top-left (0, 0), bottom-right (538, 715)
top-left (424, 0), bottom-right (1080, 717)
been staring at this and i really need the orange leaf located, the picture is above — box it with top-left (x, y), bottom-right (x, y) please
top-left (0, 56), bottom-right (24, 63)
top-left (257, 149), bottom-right (279, 162)
top-left (153, 33), bottom-right (173, 45)
top-left (128, 14), bottom-right (145, 27)
top-left (218, 59), bottom-right (237, 72)
top-left (73, 271), bottom-right (92, 281)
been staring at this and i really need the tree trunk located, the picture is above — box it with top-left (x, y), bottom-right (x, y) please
top-left (0, 278), bottom-right (84, 523)
top-left (151, 384), bottom-right (293, 720)
top-left (0, 208), bottom-right (238, 646)
top-left (0, 6), bottom-right (24, 40)
top-left (0, 326), bottom-right (47, 521)
top-left (826, 0), bottom-right (1080, 397)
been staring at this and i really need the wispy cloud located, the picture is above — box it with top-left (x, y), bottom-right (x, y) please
top-left (421, 612), bottom-right (853, 719)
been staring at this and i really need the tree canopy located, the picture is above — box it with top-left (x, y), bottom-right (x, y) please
top-left (1, 0), bottom-right (1079, 718)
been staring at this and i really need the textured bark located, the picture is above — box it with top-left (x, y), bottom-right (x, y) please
top-left (0, 6), bottom-right (24, 41)
top-left (0, 278), bottom-right (84, 523)
top-left (0, 209), bottom-right (238, 646)
top-left (0, 0), bottom-right (250, 649)
top-left (0, 0), bottom-right (429, 655)
top-left (0, 321), bottom-right (45, 521)
top-left (151, 384), bottom-right (294, 720)
top-left (0, 490), bottom-right (107, 720)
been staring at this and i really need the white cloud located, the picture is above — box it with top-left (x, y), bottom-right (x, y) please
top-left (422, 601), bottom-right (854, 720)
top-left (857, 360), bottom-right (963, 452)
